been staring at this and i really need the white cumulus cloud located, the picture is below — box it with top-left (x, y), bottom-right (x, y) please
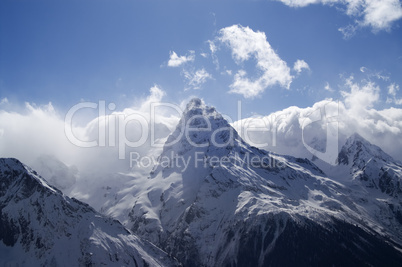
top-left (341, 75), bottom-right (380, 112)
top-left (277, 0), bottom-right (402, 36)
top-left (293, 59), bottom-right (310, 74)
top-left (218, 24), bottom-right (293, 98)
top-left (233, 75), bottom-right (402, 163)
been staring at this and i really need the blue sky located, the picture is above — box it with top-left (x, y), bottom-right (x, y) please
top-left (1, 0), bottom-right (402, 119)
top-left (1, 0), bottom-right (402, 172)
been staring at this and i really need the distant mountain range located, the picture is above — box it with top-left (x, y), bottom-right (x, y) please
top-left (1, 98), bottom-right (402, 266)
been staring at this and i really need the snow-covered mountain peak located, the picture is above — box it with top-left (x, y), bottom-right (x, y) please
top-left (159, 98), bottom-right (241, 163)
top-left (0, 158), bottom-right (61, 197)
top-left (179, 97), bottom-right (231, 133)
top-left (0, 158), bottom-right (178, 266)
top-left (183, 98), bottom-right (218, 118)
top-left (338, 133), bottom-right (394, 166)
top-left (184, 97), bottom-right (206, 114)
top-left (336, 133), bottom-right (402, 197)
top-left (0, 158), bottom-right (28, 173)
top-left (130, 122), bottom-right (402, 266)
top-left (346, 132), bottom-right (365, 142)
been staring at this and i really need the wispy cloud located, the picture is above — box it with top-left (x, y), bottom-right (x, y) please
top-left (0, 88), bottom-right (180, 175)
top-left (358, 66), bottom-right (390, 81)
top-left (207, 40), bottom-right (219, 69)
top-left (167, 50), bottom-right (195, 67)
top-left (0, 98), bottom-right (8, 105)
top-left (183, 68), bottom-right (212, 90)
top-left (386, 83), bottom-right (402, 105)
top-left (324, 82), bottom-right (334, 92)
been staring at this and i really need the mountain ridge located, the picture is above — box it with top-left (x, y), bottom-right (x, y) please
top-left (336, 132), bottom-right (402, 196)
top-left (128, 98), bottom-right (402, 266)
top-left (3, 98), bottom-right (402, 266)
top-left (0, 158), bottom-right (178, 266)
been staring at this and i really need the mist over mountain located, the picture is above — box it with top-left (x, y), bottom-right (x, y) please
top-left (2, 99), bottom-right (402, 266)
top-left (0, 158), bottom-right (179, 266)
top-left (2, 0), bottom-right (402, 265)
top-left (127, 99), bottom-right (402, 266)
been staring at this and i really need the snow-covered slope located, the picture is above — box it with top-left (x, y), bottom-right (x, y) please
top-left (303, 132), bottom-right (402, 249)
top-left (333, 133), bottom-right (402, 243)
top-left (0, 158), bottom-right (178, 266)
top-left (7, 98), bottom-right (402, 266)
top-left (337, 133), bottom-right (402, 196)
top-left (128, 99), bottom-right (402, 266)
top-left (31, 154), bottom-right (78, 192)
